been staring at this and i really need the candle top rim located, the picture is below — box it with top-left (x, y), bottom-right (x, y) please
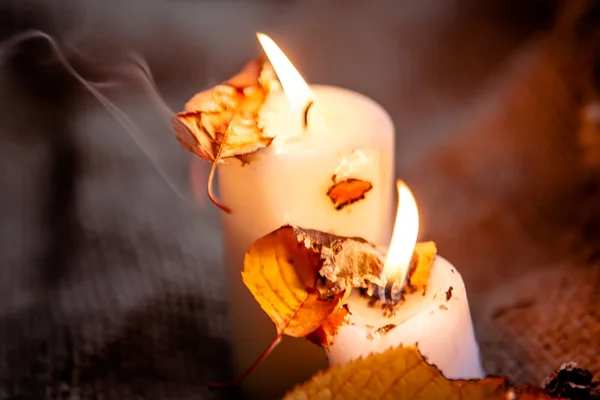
top-left (344, 256), bottom-right (466, 327)
top-left (259, 84), bottom-right (395, 154)
top-left (266, 84), bottom-right (392, 119)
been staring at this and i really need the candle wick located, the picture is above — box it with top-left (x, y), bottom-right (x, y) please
top-left (302, 100), bottom-right (314, 130)
top-left (378, 275), bottom-right (405, 306)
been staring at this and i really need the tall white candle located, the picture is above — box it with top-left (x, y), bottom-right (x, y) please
top-left (218, 36), bottom-right (395, 399)
top-left (327, 256), bottom-right (485, 379)
top-left (327, 182), bottom-right (484, 379)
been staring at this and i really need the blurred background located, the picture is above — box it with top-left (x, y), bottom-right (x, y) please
top-left (0, 0), bottom-right (599, 398)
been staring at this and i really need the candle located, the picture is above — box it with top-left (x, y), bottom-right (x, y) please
top-left (218, 35), bottom-right (395, 398)
top-left (326, 182), bottom-right (485, 379)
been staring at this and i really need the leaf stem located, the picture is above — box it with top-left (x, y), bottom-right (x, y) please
top-left (207, 131), bottom-right (231, 213)
top-left (208, 334), bottom-right (283, 390)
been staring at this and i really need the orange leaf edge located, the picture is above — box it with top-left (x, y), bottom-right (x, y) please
top-left (306, 305), bottom-right (350, 347)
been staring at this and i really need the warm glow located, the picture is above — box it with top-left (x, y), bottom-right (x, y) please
top-left (257, 33), bottom-right (312, 111)
top-left (381, 181), bottom-right (419, 282)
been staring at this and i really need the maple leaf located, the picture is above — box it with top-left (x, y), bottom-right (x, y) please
top-left (284, 346), bottom-right (560, 400)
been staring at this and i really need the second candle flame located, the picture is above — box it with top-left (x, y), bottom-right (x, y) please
top-left (382, 182), bottom-right (419, 285)
top-left (257, 33), bottom-right (312, 112)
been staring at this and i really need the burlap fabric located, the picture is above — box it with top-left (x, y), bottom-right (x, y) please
top-left (1, 1), bottom-right (599, 399)
top-left (0, 89), bottom-right (234, 399)
top-left (478, 264), bottom-right (600, 385)
top-left (456, 2), bottom-right (600, 385)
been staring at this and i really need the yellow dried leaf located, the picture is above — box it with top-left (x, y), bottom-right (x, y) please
top-left (284, 346), bottom-right (558, 400)
top-left (407, 241), bottom-right (437, 292)
top-left (242, 226), bottom-right (347, 337)
top-left (243, 226), bottom-right (442, 340)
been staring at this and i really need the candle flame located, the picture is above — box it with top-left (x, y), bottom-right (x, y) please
top-left (382, 181), bottom-right (419, 283)
top-left (257, 33), bottom-right (312, 111)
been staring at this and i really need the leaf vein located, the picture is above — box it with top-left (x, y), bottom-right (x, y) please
top-left (376, 356), bottom-right (422, 400)
top-left (274, 248), bottom-right (303, 304)
top-left (259, 253), bottom-right (297, 314)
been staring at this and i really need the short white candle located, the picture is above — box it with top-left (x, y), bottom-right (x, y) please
top-left (327, 256), bottom-right (485, 379)
top-left (327, 182), bottom-right (484, 380)
top-left (218, 35), bottom-right (395, 399)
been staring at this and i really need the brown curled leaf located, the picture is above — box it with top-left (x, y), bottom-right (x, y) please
top-left (306, 305), bottom-right (349, 347)
top-left (172, 58), bottom-right (279, 163)
top-left (327, 178), bottom-right (373, 210)
top-left (284, 345), bottom-right (558, 400)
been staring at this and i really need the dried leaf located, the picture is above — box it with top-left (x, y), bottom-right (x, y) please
top-left (407, 241), bottom-right (437, 292)
top-left (542, 362), bottom-right (600, 399)
top-left (173, 59), bottom-right (281, 211)
top-left (327, 179), bottom-right (373, 210)
top-left (243, 226), bottom-right (440, 337)
top-left (284, 346), bottom-right (559, 400)
top-left (172, 58), bottom-right (279, 163)
top-left (214, 227), bottom-right (367, 387)
top-left (242, 226), bottom-right (348, 337)
top-left (306, 306), bottom-right (349, 347)
top-left (288, 227), bottom-right (385, 297)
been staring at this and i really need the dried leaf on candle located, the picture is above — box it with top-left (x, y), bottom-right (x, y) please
top-left (407, 241), bottom-right (437, 293)
top-left (326, 178), bottom-right (373, 210)
top-left (173, 58), bottom-right (281, 211)
top-left (172, 58), bottom-right (279, 163)
top-left (242, 226), bottom-right (349, 337)
top-left (306, 305), bottom-right (349, 347)
top-left (284, 345), bottom-right (557, 400)
top-left (245, 226), bottom-right (439, 310)
top-left (243, 226), bottom-right (442, 348)
top-left (294, 228), bottom-right (385, 297)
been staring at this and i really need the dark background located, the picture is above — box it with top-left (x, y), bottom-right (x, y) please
top-left (0, 0), bottom-right (599, 398)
